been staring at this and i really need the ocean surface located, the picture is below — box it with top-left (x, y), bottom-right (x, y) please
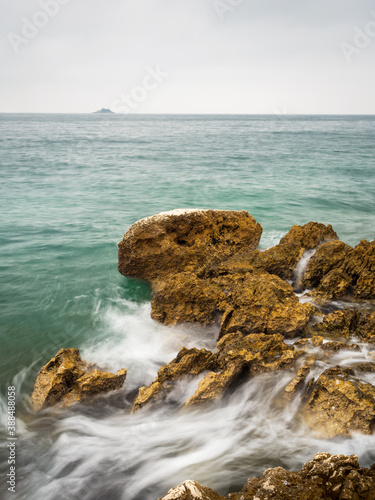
top-left (1, 114), bottom-right (375, 499)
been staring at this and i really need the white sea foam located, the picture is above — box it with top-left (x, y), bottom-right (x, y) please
top-left (8, 304), bottom-right (375, 500)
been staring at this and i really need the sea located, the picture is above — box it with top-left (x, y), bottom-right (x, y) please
top-left (1, 114), bottom-right (375, 499)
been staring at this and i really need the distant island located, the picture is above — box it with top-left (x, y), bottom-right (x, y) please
top-left (93, 108), bottom-right (115, 114)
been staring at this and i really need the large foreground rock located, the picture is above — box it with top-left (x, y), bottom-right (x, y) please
top-left (31, 348), bottom-right (127, 411)
top-left (159, 454), bottom-right (375, 500)
top-left (236, 453), bottom-right (375, 500)
top-left (302, 364), bottom-right (375, 437)
top-left (118, 209), bottom-right (262, 282)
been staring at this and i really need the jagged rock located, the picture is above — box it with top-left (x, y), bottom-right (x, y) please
top-left (158, 480), bottom-right (225, 500)
top-left (311, 309), bottom-right (375, 343)
top-left (118, 214), bottom-right (341, 334)
top-left (159, 454), bottom-right (375, 500)
top-left (344, 240), bottom-right (375, 298)
top-left (151, 272), bottom-right (226, 325)
top-left (184, 367), bottom-right (240, 408)
top-left (133, 333), bottom-right (301, 411)
top-left (320, 341), bottom-right (361, 352)
top-left (250, 243), bottom-right (304, 280)
top-left (308, 240), bottom-right (375, 302)
top-left (200, 221), bottom-right (338, 281)
top-left (311, 268), bottom-right (353, 304)
top-left (132, 347), bottom-right (214, 412)
top-left (302, 241), bottom-right (352, 289)
top-left (245, 221), bottom-right (338, 281)
top-left (31, 348), bottom-right (126, 411)
top-left (237, 453), bottom-right (375, 500)
top-left (151, 270), bottom-right (314, 338)
top-left (279, 222), bottom-right (338, 249)
top-left (214, 332), bottom-right (299, 376)
top-left (283, 366), bottom-right (310, 401)
top-left (303, 365), bottom-right (375, 437)
top-left (118, 209), bottom-right (262, 282)
top-left (219, 273), bottom-right (312, 338)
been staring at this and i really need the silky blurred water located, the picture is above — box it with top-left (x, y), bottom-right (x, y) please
top-left (1, 114), bottom-right (375, 499)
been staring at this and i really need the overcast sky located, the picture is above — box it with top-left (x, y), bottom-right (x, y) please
top-left (1, 0), bottom-right (375, 113)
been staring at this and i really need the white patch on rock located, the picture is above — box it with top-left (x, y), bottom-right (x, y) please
top-left (161, 480), bottom-right (206, 499)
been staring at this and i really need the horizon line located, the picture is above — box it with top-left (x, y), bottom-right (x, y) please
top-left (1, 112), bottom-right (375, 116)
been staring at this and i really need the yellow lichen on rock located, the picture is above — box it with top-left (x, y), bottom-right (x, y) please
top-left (31, 348), bottom-right (126, 411)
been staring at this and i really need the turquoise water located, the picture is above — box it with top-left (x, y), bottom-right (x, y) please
top-left (1, 114), bottom-right (375, 499)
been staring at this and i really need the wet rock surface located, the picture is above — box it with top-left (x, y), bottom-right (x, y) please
top-left (302, 365), bottom-right (375, 437)
top-left (236, 453), bottom-right (375, 500)
top-left (118, 211), bottom-right (375, 440)
top-left (133, 333), bottom-right (301, 411)
top-left (31, 348), bottom-right (127, 411)
top-left (119, 213), bottom-right (339, 333)
top-left (305, 240), bottom-right (375, 303)
top-left (311, 308), bottom-right (375, 344)
top-left (159, 454), bottom-right (375, 500)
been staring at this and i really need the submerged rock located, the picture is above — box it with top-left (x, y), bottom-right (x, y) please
top-left (302, 364), bottom-right (375, 437)
top-left (31, 348), bottom-right (126, 411)
top-left (118, 209), bottom-right (262, 282)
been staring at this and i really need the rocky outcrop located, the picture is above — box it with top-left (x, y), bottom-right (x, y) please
top-left (133, 333), bottom-right (301, 411)
top-left (304, 240), bottom-right (375, 303)
top-left (218, 273), bottom-right (313, 338)
top-left (151, 270), bottom-right (314, 337)
top-left (31, 348), bottom-right (126, 411)
top-left (159, 454), bottom-right (375, 500)
top-left (118, 212), bottom-right (346, 334)
top-left (302, 365), bottom-right (375, 437)
top-left (118, 210), bottom-right (262, 282)
top-left (236, 453), bottom-right (375, 500)
top-left (159, 480), bottom-right (225, 500)
top-left (279, 222), bottom-right (338, 249)
top-left (150, 272), bottom-right (226, 326)
top-left (302, 241), bottom-right (352, 290)
top-left (200, 221), bottom-right (339, 281)
top-left (311, 309), bottom-right (375, 344)
top-left (283, 365), bottom-right (310, 401)
top-left (132, 347), bottom-right (215, 412)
